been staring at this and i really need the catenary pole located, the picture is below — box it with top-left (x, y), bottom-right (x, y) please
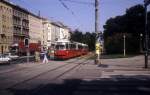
top-left (95, 0), bottom-right (100, 64)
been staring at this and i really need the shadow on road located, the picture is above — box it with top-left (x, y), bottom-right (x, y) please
top-left (7, 75), bottom-right (150, 95)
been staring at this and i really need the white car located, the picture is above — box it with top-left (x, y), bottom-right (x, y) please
top-left (0, 54), bottom-right (11, 64)
top-left (4, 53), bottom-right (19, 60)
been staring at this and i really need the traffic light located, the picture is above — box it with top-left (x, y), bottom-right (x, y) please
top-left (24, 38), bottom-right (29, 47)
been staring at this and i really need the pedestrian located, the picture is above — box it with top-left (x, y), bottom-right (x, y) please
top-left (43, 52), bottom-right (48, 63)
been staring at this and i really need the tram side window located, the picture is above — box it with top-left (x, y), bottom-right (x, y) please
top-left (69, 44), bottom-right (72, 50)
top-left (78, 45), bottom-right (83, 49)
top-left (70, 44), bottom-right (76, 50)
top-left (66, 44), bottom-right (69, 49)
top-left (72, 44), bottom-right (76, 49)
top-left (55, 45), bottom-right (65, 50)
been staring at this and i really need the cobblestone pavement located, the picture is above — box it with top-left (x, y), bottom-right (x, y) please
top-left (0, 55), bottom-right (150, 95)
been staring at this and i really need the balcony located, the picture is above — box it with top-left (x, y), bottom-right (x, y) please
top-left (0, 34), bottom-right (6, 37)
top-left (0, 31), bottom-right (6, 37)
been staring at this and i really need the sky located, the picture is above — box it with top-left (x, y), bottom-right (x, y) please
top-left (10, 0), bottom-right (150, 32)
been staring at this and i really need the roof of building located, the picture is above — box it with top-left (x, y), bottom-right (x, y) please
top-left (1, 0), bottom-right (30, 13)
top-left (51, 21), bottom-right (69, 29)
top-left (1, 1), bottom-right (71, 30)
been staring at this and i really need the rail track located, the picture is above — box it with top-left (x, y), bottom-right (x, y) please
top-left (4, 54), bottom-right (92, 91)
top-left (0, 53), bottom-right (91, 75)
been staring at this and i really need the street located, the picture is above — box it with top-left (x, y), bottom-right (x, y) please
top-left (0, 54), bottom-right (150, 95)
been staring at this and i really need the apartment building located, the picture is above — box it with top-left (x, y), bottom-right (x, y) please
top-left (51, 22), bottom-right (61, 44)
top-left (29, 13), bottom-right (42, 44)
top-left (0, 0), bottom-right (71, 53)
top-left (0, 0), bottom-right (13, 54)
top-left (51, 21), bottom-right (70, 42)
top-left (12, 5), bottom-right (29, 44)
top-left (42, 20), bottom-right (70, 50)
top-left (42, 18), bottom-right (52, 50)
top-left (60, 25), bottom-right (70, 40)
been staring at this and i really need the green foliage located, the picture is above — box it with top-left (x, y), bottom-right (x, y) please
top-left (70, 29), bottom-right (96, 51)
top-left (105, 34), bottom-right (123, 54)
top-left (104, 4), bottom-right (150, 54)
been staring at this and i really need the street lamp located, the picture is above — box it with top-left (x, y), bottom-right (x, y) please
top-left (140, 33), bottom-right (143, 53)
top-left (144, 0), bottom-right (150, 68)
top-left (123, 34), bottom-right (126, 57)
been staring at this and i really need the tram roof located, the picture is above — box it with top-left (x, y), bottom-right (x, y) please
top-left (55, 39), bottom-right (70, 43)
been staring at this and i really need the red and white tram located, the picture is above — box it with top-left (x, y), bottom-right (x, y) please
top-left (54, 40), bottom-right (88, 60)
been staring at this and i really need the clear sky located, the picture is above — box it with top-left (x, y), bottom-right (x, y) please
top-left (10, 0), bottom-right (149, 32)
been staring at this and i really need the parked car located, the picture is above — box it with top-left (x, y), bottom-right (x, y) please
top-left (0, 54), bottom-right (11, 64)
top-left (4, 53), bottom-right (19, 60)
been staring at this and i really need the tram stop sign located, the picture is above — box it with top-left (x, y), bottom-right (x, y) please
top-left (96, 42), bottom-right (100, 55)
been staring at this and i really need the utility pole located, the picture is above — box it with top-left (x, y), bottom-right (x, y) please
top-left (144, 2), bottom-right (148, 68)
top-left (95, 0), bottom-right (100, 64)
top-left (144, 0), bottom-right (150, 68)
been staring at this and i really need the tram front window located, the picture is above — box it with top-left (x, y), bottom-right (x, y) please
top-left (55, 45), bottom-right (65, 50)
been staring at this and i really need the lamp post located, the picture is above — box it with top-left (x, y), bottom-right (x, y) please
top-left (123, 34), bottom-right (126, 57)
top-left (140, 33), bottom-right (143, 53)
top-left (144, 0), bottom-right (150, 68)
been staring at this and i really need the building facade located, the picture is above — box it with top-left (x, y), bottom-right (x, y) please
top-left (0, 0), bottom-right (13, 54)
top-left (12, 5), bottom-right (29, 44)
top-left (29, 14), bottom-right (42, 44)
top-left (41, 20), bottom-right (70, 50)
top-left (60, 26), bottom-right (70, 40)
top-left (51, 22), bottom-right (70, 41)
top-left (42, 18), bottom-right (51, 50)
top-left (51, 22), bottom-right (60, 44)
top-left (0, 0), bottom-right (71, 53)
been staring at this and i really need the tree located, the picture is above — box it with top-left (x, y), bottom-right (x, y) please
top-left (71, 30), bottom-right (96, 51)
top-left (104, 4), bottom-right (150, 54)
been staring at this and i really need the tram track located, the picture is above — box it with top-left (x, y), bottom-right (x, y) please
top-left (0, 63), bottom-right (44, 74)
top-left (0, 54), bottom-right (89, 75)
top-left (0, 53), bottom-right (91, 75)
top-left (28, 57), bottom-right (91, 94)
top-left (66, 53), bottom-right (91, 64)
top-left (6, 55), bottom-right (90, 90)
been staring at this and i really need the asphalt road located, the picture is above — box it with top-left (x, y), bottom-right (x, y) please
top-left (0, 54), bottom-right (150, 95)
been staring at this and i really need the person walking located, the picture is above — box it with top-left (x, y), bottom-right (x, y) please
top-left (43, 51), bottom-right (48, 63)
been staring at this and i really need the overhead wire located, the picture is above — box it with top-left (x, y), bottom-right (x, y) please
top-left (59, 0), bottom-right (76, 16)
top-left (58, 0), bottom-right (84, 30)
top-left (61, 0), bottom-right (94, 6)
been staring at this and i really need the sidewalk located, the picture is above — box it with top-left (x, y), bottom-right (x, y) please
top-left (68, 55), bottom-right (150, 80)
